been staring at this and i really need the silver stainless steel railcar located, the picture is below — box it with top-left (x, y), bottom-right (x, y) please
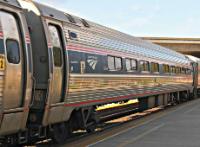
top-left (0, 0), bottom-right (33, 143)
top-left (0, 0), bottom-right (199, 145)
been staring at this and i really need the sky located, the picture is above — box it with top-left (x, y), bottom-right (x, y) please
top-left (35, 0), bottom-right (200, 38)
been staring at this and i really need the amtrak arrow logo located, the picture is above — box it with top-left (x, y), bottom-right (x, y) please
top-left (87, 56), bottom-right (98, 70)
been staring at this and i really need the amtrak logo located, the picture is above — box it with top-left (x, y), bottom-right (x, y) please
top-left (87, 56), bottom-right (98, 70)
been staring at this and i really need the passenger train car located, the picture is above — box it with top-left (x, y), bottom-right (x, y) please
top-left (0, 0), bottom-right (199, 145)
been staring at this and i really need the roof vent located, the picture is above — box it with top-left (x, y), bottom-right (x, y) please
top-left (65, 13), bottom-right (76, 24)
top-left (81, 19), bottom-right (90, 28)
top-left (49, 14), bottom-right (54, 17)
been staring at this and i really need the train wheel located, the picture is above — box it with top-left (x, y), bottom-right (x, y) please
top-left (52, 123), bottom-right (70, 144)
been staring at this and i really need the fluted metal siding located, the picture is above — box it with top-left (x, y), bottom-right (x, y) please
top-left (66, 74), bottom-right (193, 104)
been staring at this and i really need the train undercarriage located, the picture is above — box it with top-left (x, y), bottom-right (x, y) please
top-left (0, 90), bottom-right (194, 146)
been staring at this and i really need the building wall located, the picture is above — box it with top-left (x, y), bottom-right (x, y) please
top-left (141, 37), bottom-right (200, 58)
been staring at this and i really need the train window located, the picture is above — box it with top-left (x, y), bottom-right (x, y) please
top-left (175, 67), bottom-right (181, 74)
top-left (131, 59), bottom-right (137, 70)
top-left (6, 39), bottom-right (20, 64)
top-left (140, 60), bottom-right (149, 72)
top-left (126, 58), bottom-right (137, 71)
top-left (115, 57), bottom-right (122, 70)
top-left (181, 68), bottom-right (186, 74)
top-left (126, 59), bottom-right (131, 71)
top-left (163, 64), bottom-right (170, 73)
top-left (171, 66), bottom-right (176, 74)
top-left (53, 47), bottom-right (62, 67)
top-left (151, 62), bottom-right (159, 73)
top-left (108, 56), bottom-right (115, 70)
top-left (1, 12), bottom-right (21, 65)
top-left (49, 25), bottom-right (63, 67)
top-left (108, 56), bottom-right (122, 71)
top-left (186, 68), bottom-right (192, 74)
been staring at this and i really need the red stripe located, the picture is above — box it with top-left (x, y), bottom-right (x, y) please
top-left (64, 89), bottom-right (179, 107)
top-left (23, 106), bottom-right (29, 112)
top-left (25, 34), bottom-right (31, 43)
top-left (26, 39), bottom-right (30, 43)
top-left (68, 45), bottom-right (108, 55)
top-left (0, 31), bottom-right (3, 38)
top-left (48, 43), bottom-right (52, 48)
top-left (25, 37), bottom-right (30, 40)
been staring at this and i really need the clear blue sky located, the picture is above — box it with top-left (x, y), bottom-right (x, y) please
top-left (35, 0), bottom-right (200, 38)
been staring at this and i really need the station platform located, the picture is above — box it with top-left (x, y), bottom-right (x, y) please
top-left (90, 98), bottom-right (200, 147)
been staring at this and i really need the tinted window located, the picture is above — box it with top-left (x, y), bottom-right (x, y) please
top-left (115, 57), bottom-right (122, 70)
top-left (53, 47), bottom-right (62, 67)
top-left (49, 25), bottom-right (63, 67)
top-left (108, 56), bottom-right (115, 70)
top-left (171, 66), bottom-right (176, 73)
top-left (131, 59), bottom-right (137, 70)
top-left (126, 58), bottom-right (137, 71)
top-left (163, 64), bottom-right (170, 73)
top-left (151, 62), bottom-right (159, 73)
top-left (186, 68), bottom-right (191, 74)
top-left (6, 39), bottom-right (20, 64)
top-left (140, 61), bottom-right (149, 72)
top-left (176, 67), bottom-right (181, 74)
top-left (126, 59), bottom-right (131, 71)
top-left (181, 68), bottom-right (186, 74)
top-left (108, 56), bottom-right (122, 71)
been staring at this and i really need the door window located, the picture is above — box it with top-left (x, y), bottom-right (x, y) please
top-left (6, 39), bottom-right (20, 64)
top-left (49, 25), bottom-right (62, 67)
top-left (0, 11), bottom-right (21, 64)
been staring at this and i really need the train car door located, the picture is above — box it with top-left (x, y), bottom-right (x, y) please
top-left (0, 11), bottom-right (24, 110)
top-left (42, 20), bottom-right (67, 126)
top-left (48, 24), bottom-right (65, 104)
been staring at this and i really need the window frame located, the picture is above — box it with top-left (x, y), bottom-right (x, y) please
top-left (181, 68), bottom-right (186, 74)
top-left (125, 58), bottom-right (137, 72)
top-left (115, 56), bottom-right (122, 71)
top-left (151, 62), bottom-right (159, 73)
top-left (171, 66), bottom-right (176, 74)
top-left (108, 55), bottom-right (123, 71)
top-left (52, 46), bottom-right (62, 67)
top-left (175, 67), bottom-right (181, 74)
top-left (140, 60), bottom-right (150, 72)
top-left (186, 68), bottom-right (192, 75)
top-left (6, 38), bottom-right (20, 64)
top-left (163, 64), bottom-right (170, 73)
top-left (108, 56), bottom-right (115, 71)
